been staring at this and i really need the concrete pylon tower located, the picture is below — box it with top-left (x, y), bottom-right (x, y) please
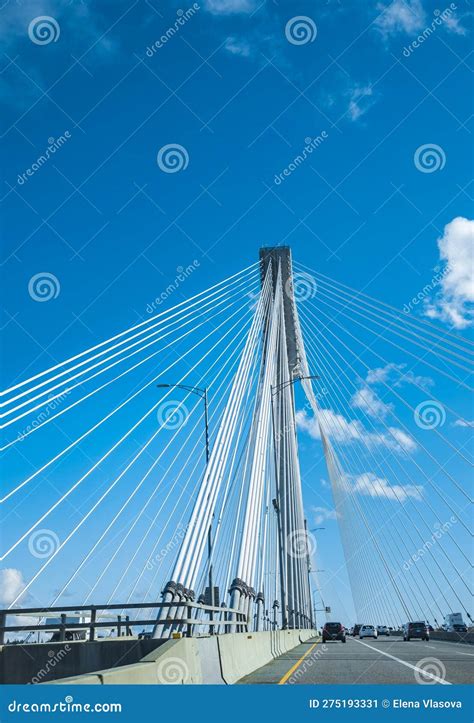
top-left (259, 247), bottom-right (312, 629)
top-left (154, 247), bottom-right (313, 637)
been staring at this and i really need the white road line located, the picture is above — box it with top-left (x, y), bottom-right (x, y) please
top-left (353, 638), bottom-right (452, 685)
top-left (456, 651), bottom-right (474, 657)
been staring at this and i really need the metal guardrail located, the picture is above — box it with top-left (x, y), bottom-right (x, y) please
top-left (0, 600), bottom-right (248, 644)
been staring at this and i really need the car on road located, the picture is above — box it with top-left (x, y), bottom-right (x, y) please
top-left (377, 625), bottom-right (390, 636)
top-left (443, 612), bottom-right (467, 632)
top-left (359, 625), bottom-right (378, 639)
top-left (352, 624), bottom-right (362, 636)
top-left (322, 622), bottom-right (346, 643)
top-left (403, 621), bottom-right (430, 641)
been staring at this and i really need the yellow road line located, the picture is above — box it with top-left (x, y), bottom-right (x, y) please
top-left (278, 642), bottom-right (318, 685)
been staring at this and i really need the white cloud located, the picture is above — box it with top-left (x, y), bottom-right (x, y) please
top-left (224, 36), bottom-right (252, 57)
top-left (204, 0), bottom-right (259, 14)
top-left (424, 217), bottom-right (474, 329)
top-left (374, 0), bottom-right (426, 37)
top-left (453, 419), bottom-right (474, 428)
top-left (366, 363), bottom-right (433, 390)
top-left (347, 84), bottom-right (376, 121)
top-left (443, 13), bottom-right (468, 36)
top-left (352, 472), bottom-right (423, 501)
top-left (351, 386), bottom-right (393, 419)
top-left (0, 0), bottom-right (118, 52)
top-left (0, 568), bottom-right (26, 606)
top-left (312, 506), bottom-right (338, 525)
top-left (388, 426), bottom-right (417, 452)
top-left (366, 364), bottom-right (397, 384)
top-left (296, 408), bottom-right (417, 455)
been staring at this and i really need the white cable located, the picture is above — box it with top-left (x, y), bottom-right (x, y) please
top-left (173, 270), bottom-right (273, 590)
top-left (303, 302), bottom-right (474, 501)
top-left (84, 325), bottom-right (249, 606)
top-left (2, 297), bottom-right (253, 561)
top-left (1, 293), bottom-right (253, 503)
top-left (1, 263), bottom-right (259, 397)
top-left (2, 274), bottom-right (258, 425)
top-left (295, 261), bottom-right (474, 350)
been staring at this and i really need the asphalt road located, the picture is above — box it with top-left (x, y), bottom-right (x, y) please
top-left (239, 636), bottom-right (474, 685)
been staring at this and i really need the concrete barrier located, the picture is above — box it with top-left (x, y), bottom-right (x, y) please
top-left (430, 631), bottom-right (474, 645)
top-left (389, 630), bottom-right (474, 645)
top-left (50, 629), bottom-right (317, 685)
top-left (218, 632), bottom-right (273, 684)
top-left (0, 636), bottom-right (167, 685)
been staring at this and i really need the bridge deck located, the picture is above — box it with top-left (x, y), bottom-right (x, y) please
top-left (238, 636), bottom-right (473, 685)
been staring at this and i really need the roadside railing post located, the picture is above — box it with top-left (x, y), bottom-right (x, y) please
top-left (0, 612), bottom-right (6, 645)
top-left (186, 604), bottom-right (192, 638)
top-left (89, 607), bottom-right (96, 642)
top-left (59, 614), bottom-right (66, 642)
top-left (117, 615), bottom-right (122, 637)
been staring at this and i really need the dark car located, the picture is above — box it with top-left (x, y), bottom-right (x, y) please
top-left (322, 622), bottom-right (346, 643)
top-left (453, 624), bottom-right (468, 633)
top-left (403, 621), bottom-right (429, 641)
top-left (352, 624), bottom-right (362, 636)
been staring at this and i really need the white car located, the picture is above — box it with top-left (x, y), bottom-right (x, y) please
top-left (377, 625), bottom-right (390, 636)
top-left (359, 625), bottom-right (378, 639)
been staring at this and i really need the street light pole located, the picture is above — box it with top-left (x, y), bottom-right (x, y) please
top-left (156, 383), bottom-right (214, 632)
top-left (270, 374), bottom-right (319, 630)
top-left (270, 387), bottom-right (288, 630)
top-left (202, 388), bottom-right (215, 634)
top-left (307, 527), bottom-right (325, 631)
top-left (304, 519), bottom-right (314, 630)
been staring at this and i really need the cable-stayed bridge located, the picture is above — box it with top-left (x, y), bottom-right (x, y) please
top-left (0, 247), bottom-right (472, 684)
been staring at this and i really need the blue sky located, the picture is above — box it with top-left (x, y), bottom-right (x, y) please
top-left (1, 0), bottom-right (472, 628)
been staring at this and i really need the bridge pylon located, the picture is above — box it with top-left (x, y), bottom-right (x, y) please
top-left (153, 247), bottom-right (315, 637)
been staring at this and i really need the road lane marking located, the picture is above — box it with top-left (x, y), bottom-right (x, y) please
top-left (278, 642), bottom-right (318, 685)
top-left (353, 638), bottom-right (452, 685)
top-left (456, 651), bottom-right (474, 656)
